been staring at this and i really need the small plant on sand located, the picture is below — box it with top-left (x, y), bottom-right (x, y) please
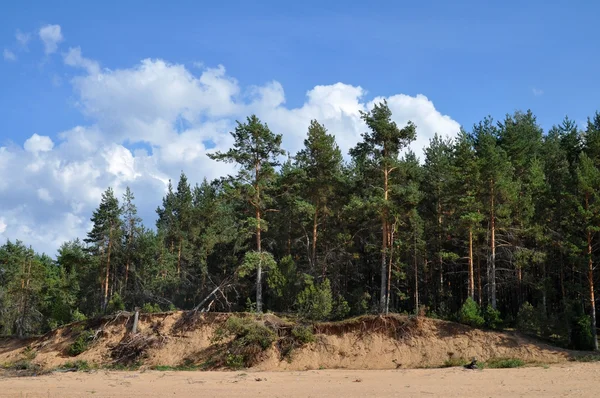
top-left (442, 352), bottom-right (468, 368)
top-left (59, 360), bottom-right (92, 371)
top-left (484, 358), bottom-right (525, 368)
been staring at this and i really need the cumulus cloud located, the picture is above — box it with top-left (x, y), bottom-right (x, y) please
top-left (1, 48), bottom-right (459, 256)
top-left (24, 134), bottom-right (54, 153)
top-left (3, 49), bottom-right (16, 61)
top-left (532, 88), bottom-right (544, 96)
top-left (39, 24), bottom-right (63, 54)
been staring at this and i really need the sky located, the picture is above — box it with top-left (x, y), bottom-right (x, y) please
top-left (1, 0), bottom-right (599, 256)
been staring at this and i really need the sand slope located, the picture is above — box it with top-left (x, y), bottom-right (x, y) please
top-left (0, 312), bottom-right (581, 371)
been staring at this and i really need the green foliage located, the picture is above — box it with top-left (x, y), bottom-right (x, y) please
top-left (59, 360), bottom-right (92, 371)
top-left (141, 303), bottom-right (162, 313)
top-left (458, 298), bottom-right (484, 328)
top-left (484, 358), bottom-right (525, 368)
top-left (296, 276), bottom-right (333, 321)
top-left (570, 313), bottom-right (595, 351)
top-left (212, 316), bottom-right (276, 369)
top-left (291, 325), bottom-right (316, 344)
top-left (516, 302), bottom-right (540, 335)
top-left (68, 330), bottom-right (95, 356)
top-left (483, 305), bottom-right (503, 329)
top-left (71, 309), bottom-right (87, 322)
top-left (331, 295), bottom-right (350, 321)
top-left (106, 293), bottom-right (125, 314)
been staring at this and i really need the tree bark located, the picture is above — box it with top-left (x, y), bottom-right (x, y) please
top-left (414, 223), bottom-right (419, 315)
top-left (380, 168), bottom-right (389, 313)
top-left (103, 225), bottom-right (113, 312)
top-left (312, 201), bottom-right (319, 275)
top-left (255, 159), bottom-right (263, 313)
top-left (468, 226), bottom-right (475, 300)
top-left (385, 223), bottom-right (394, 314)
top-left (490, 179), bottom-right (497, 309)
top-left (585, 194), bottom-right (598, 350)
top-left (177, 239), bottom-right (182, 276)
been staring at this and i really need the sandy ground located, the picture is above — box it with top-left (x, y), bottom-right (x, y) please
top-left (1, 363), bottom-right (599, 398)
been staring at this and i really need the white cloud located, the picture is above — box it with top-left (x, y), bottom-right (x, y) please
top-left (532, 88), bottom-right (544, 96)
top-left (2, 48), bottom-right (459, 256)
top-left (24, 134), bottom-right (54, 153)
top-left (64, 47), bottom-right (100, 74)
top-left (39, 24), bottom-right (63, 54)
top-left (15, 30), bottom-right (31, 48)
top-left (3, 49), bottom-right (16, 61)
top-left (37, 188), bottom-right (53, 203)
top-left (0, 217), bottom-right (6, 234)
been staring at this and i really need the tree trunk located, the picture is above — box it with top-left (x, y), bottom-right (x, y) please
top-left (477, 245), bottom-right (482, 306)
top-left (414, 223), bottom-right (419, 315)
top-left (104, 225), bottom-right (113, 312)
top-left (380, 168), bottom-right (389, 313)
top-left (177, 239), bottom-right (182, 276)
top-left (490, 180), bottom-right (497, 309)
top-left (385, 223), bottom-right (394, 314)
top-left (255, 160), bottom-right (263, 313)
top-left (312, 202), bottom-right (319, 275)
top-left (438, 200), bottom-right (444, 300)
top-left (468, 226), bottom-right (474, 300)
top-left (585, 194), bottom-right (598, 350)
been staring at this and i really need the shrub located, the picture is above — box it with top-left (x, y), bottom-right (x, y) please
top-left (212, 316), bottom-right (277, 369)
top-left (485, 358), bottom-right (525, 368)
top-left (60, 360), bottom-right (91, 371)
top-left (331, 295), bottom-right (350, 321)
top-left (296, 276), bottom-right (333, 321)
top-left (68, 330), bottom-right (95, 356)
top-left (141, 303), bottom-right (162, 313)
top-left (291, 325), bottom-right (315, 344)
top-left (516, 302), bottom-right (540, 335)
top-left (570, 313), bottom-right (595, 350)
top-left (458, 297), bottom-right (484, 327)
top-left (483, 305), bottom-right (503, 329)
top-left (106, 293), bottom-right (125, 313)
top-left (71, 309), bottom-right (87, 322)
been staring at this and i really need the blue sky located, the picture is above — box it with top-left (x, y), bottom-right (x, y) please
top-left (0, 0), bottom-right (598, 255)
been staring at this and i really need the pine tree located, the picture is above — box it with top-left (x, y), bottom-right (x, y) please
top-left (452, 129), bottom-right (483, 301)
top-left (85, 187), bottom-right (122, 312)
top-left (295, 120), bottom-right (343, 275)
top-left (208, 115), bottom-right (285, 312)
top-left (121, 186), bottom-right (141, 296)
top-left (350, 100), bottom-right (416, 313)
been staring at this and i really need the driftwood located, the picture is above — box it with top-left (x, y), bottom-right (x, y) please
top-left (132, 309), bottom-right (140, 334)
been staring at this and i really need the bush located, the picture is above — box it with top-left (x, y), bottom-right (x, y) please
top-left (570, 313), bottom-right (595, 350)
top-left (212, 316), bottom-right (277, 369)
top-left (141, 303), bottom-right (162, 313)
top-left (296, 276), bottom-right (333, 321)
top-left (331, 295), bottom-right (350, 320)
top-left (516, 302), bottom-right (540, 335)
top-left (60, 360), bottom-right (91, 371)
top-left (106, 293), bottom-right (125, 313)
top-left (483, 305), bottom-right (503, 329)
top-left (68, 330), bottom-right (95, 356)
top-left (291, 325), bottom-right (315, 344)
top-left (485, 358), bottom-right (525, 368)
top-left (71, 309), bottom-right (87, 322)
top-left (458, 298), bottom-right (484, 327)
